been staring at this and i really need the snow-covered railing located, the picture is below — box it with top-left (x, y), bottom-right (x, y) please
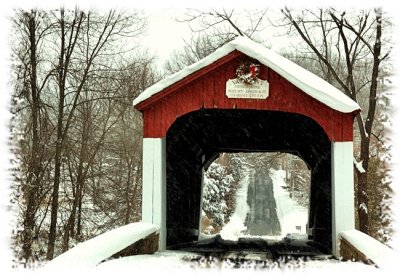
top-left (340, 229), bottom-right (397, 269)
top-left (43, 222), bottom-right (159, 270)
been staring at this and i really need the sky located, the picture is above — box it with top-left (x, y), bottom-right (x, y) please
top-left (1, 0), bottom-right (400, 273)
top-left (143, 7), bottom-right (192, 65)
top-left (141, 7), bottom-right (297, 67)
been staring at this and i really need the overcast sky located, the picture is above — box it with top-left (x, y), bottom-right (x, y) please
top-left (143, 8), bottom-right (193, 65)
top-left (141, 7), bottom-right (297, 67)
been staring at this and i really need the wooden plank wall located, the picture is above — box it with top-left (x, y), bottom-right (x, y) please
top-left (141, 54), bottom-right (354, 141)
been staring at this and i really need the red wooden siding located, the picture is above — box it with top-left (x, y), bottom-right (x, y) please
top-left (138, 53), bottom-right (355, 142)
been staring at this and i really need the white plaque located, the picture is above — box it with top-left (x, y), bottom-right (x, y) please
top-left (226, 78), bottom-right (269, 99)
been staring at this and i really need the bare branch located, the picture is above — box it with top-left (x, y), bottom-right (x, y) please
top-left (281, 7), bottom-right (352, 97)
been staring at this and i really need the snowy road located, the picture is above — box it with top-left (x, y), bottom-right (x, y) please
top-left (221, 167), bottom-right (308, 241)
top-left (245, 170), bottom-right (281, 236)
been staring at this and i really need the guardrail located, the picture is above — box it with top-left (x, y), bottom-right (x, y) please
top-left (340, 229), bottom-right (397, 269)
top-left (43, 222), bottom-right (159, 270)
top-left (340, 235), bottom-right (373, 264)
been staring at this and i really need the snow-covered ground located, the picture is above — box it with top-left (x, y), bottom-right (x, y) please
top-left (220, 167), bottom-right (307, 241)
top-left (219, 168), bottom-right (251, 240)
top-left (12, 252), bottom-right (380, 278)
top-left (95, 250), bottom-right (379, 274)
top-left (10, 225), bottom-right (387, 277)
top-left (270, 169), bottom-right (308, 237)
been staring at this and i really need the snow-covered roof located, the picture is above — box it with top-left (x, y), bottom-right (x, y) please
top-left (133, 36), bottom-right (360, 113)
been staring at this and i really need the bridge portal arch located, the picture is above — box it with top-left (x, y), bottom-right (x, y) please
top-left (166, 109), bottom-right (331, 250)
top-left (133, 37), bottom-right (360, 257)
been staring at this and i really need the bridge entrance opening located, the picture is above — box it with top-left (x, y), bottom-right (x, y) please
top-left (199, 153), bottom-right (311, 243)
top-left (166, 109), bottom-right (332, 255)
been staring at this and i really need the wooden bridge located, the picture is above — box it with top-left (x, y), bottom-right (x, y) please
top-left (44, 37), bottom-right (397, 269)
top-left (133, 36), bottom-right (360, 257)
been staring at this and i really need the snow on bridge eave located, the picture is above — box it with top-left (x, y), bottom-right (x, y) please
top-left (133, 36), bottom-right (360, 114)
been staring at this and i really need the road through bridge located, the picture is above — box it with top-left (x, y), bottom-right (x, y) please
top-left (245, 170), bottom-right (281, 237)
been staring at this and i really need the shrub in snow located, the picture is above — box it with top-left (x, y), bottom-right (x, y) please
top-left (202, 163), bottom-right (238, 232)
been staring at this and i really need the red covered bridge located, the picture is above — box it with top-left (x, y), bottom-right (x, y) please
top-left (133, 36), bottom-right (360, 257)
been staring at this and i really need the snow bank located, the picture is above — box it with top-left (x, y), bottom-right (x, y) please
top-left (270, 169), bottom-right (308, 237)
top-left (96, 250), bottom-right (376, 275)
top-left (133, 36), bottom-right (360, 113)
top-left (340, 229), bottom-right (398, 269)
top-left (42, 222), bottom-right (158, 270)
top-left (220, 168), bottom-right (250, 240)
top-left (96, 250), bottom-right (194, 271)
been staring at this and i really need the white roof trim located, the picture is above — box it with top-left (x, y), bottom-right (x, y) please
top-left (133, 36), bottom-right (360, 113)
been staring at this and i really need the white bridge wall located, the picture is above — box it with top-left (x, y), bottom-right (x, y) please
top-left (332, 141), bottom-right (355, 257)
top-left (142, 138), bottom-right (166, 251)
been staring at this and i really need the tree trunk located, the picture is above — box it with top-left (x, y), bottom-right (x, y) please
top-left (47, 118), bottom-right (63, 260)
top-left (22, 11), bottom-right (41, 262)
top-left (356, 173), bottom-right (370, 233)
top-left (124, 164), bottom-right (133, 225)
top-left (356, 9), bottom-right (383, 235)
top-left (46, 9), bottom-right (66, 260)
top-left (356, 137), bottom-right (371, 234)
top-left (76, 178), bottom-right (84, 238)
top-left (76, 104), bottom-right (92, 239)
top-left (62, 103), bottom-right (90, 251)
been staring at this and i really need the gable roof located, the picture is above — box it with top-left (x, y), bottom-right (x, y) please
top-left (133, 36), bottom-right (360, 113)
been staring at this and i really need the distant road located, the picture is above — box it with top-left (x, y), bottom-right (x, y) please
top-left (245, 170), bottom-right (281, 236)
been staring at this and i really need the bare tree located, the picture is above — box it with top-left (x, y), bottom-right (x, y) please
top-left (163, 9), bottom-right (269, 74)
top-left (44, 9), bottom-right (149, 259)
top-left (60, 56), bottom-right (157, 250)
top-left (279, 8), bottom-right (391, 235)
top-left (11, 10), bottom-right (55, 263)
top-left (164, 34), bottom-right (225, 75)
top-left (181, 9), bottom-right (268, 41)
top-left (11, 8), bottom-right (153, 262)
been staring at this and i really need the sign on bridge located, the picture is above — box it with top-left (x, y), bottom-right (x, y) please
top-left (226, 78), bottom-right (269, 99)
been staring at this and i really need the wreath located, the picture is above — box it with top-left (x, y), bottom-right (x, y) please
top-left (236, 61), bottom-right (260, 84)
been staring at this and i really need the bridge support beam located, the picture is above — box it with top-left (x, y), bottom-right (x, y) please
top-left (332, 141), bottom-right (355, 257)
top-left (142, 138), bottom-right (166, 251)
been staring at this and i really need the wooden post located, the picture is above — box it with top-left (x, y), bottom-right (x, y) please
top-left (331, 141), bottom-right (355, 257)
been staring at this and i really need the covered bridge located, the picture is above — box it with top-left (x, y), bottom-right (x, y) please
top-left (133, 36), bottom-right (360, 257)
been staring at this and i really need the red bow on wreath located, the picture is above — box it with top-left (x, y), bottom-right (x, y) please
top-left (249, 64), bottom-right (257, 78)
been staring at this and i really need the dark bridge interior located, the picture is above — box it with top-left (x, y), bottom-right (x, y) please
top-left (166, 109), bottom-right (332, 254)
